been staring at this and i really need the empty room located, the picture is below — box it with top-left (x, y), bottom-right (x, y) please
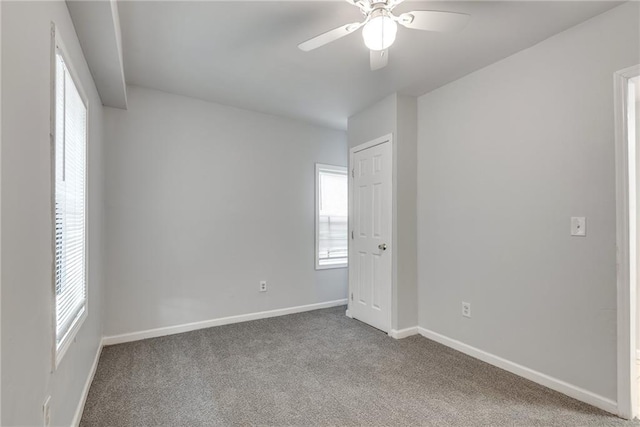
top-left (2, 0), bottom-right (640, 425)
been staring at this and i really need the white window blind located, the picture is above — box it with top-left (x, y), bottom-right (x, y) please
top-left (316, 165), bottom-right (348, 268)
top-left (54, 50), bottom-right (87, 355)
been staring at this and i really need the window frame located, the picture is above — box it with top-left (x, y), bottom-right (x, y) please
top-left (50, 25), bottom-right (90, 369)
top-left (315, 163), bottom-right (349, 270)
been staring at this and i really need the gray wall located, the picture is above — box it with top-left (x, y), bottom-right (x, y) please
top-left (417, 2), bottom-right (640, 401)
top-left (348, 94), bottom-right (397, 150)
top-left (347, 93), bottom-right (418, 331)
top-left (104, 86), bottom-right (348, 337)
top-left (1, 1), bottom-right (105, 425)
top-left (396, 95), bottom-right (418, 330)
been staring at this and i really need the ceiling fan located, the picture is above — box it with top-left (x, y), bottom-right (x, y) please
top-left (298, 0), bottom-right (470, 71)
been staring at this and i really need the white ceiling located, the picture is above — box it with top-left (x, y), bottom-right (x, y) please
top-left (114, 1), bottom-right (620, 129)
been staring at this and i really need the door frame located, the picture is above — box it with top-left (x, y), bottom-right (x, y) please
top-left (346, 133), bottom-right (394, 334)
top-left (614, 64), bottom-right (640, 420)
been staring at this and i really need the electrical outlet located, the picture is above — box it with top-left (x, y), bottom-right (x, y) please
top-left (259, 281), bottom-right (267, 292)
top-left (43, 396), bottom-right (51, 427)
top-left (462, 302), bottom-right (471, 318)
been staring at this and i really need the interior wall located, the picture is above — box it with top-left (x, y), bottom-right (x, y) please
top-left (104, 86), bottom-right (348, 337)
top-left (417, 1), bottom-right (640, 402)
top-left (347, 94), bottom-right (397, 151)
top-left (347, 93), bottom-right (418, 331)
top-left (1, 1), bottom-right (105, 425)
top-left (395, 95), bottom-right (418, 330)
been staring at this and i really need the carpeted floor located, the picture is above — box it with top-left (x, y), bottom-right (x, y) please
top-left (81, 306), bottom-right (638, 426)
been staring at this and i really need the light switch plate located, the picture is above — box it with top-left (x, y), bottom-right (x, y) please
top-left (571, 217), bottom-right (586, 236)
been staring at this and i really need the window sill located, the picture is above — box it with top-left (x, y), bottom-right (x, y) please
top-left (316, 263), bottom-right (348, 270)
top-left (54, 306), bottom-right (87, 370)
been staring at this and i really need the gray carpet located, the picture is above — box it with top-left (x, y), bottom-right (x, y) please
top-left (81, 306), bottom-right (638, 426)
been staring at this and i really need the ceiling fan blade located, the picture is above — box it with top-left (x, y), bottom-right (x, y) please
top-left (298, 22), bottom-right (363, 52)
top-left (370, 49), bottom-right (388, 71)
top-left (398, 11), bottom-right (470, 32)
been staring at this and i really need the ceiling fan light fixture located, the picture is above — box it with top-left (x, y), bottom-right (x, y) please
top-left (362, 11), bottom-right (397, 51)
top-left (298, 4), bottom-right (470, 71)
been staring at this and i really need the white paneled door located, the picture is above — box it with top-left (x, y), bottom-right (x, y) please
top-left (349, 136), bottom-right (392, 332)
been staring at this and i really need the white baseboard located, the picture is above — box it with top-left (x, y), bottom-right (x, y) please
top-left (103, 299), bottom-right (348, 346)
top-left (417, 327), bottom-right (618, 415)
top-left (71, 340), bottom-right (103, 427)
top-left (345, 309), bottom-right (352, 318)
top-left (389, 326), bottom-right (419, 339)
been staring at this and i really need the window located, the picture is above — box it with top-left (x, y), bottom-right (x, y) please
top-left (53, 43), bottom-right (88, 365)
top-left (315, 164), bottom-right (348, 269)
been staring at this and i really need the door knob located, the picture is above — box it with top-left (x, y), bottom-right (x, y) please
top-left (378, 243), bottom-right (387, 251)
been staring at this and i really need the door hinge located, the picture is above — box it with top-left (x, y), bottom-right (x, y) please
top-left (351, 292), bottom-right (353, 301)
top-left (351, 231), bottom-right (354, 240)
top-left (351, 169), bottom-right (354, 178)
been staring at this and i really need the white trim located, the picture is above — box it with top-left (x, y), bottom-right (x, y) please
top-left (315, 163), bottom-right (348, 270)
top-left (345, 309), bottom-right (353, 318)
top-left (71, 340), bottom-right (103, 427)
top-left (417, 327), bottom-right (618, 415)
top-left (615, 64), bottom-right (640, 420)
top-left (103, 299), bottom-right (348, 346)
top-left (351, 133), bottom-right (393, 154)
top-left (49, 22), bottom-right (57, 375)
top-left (54, 31), bottom-right (89, 107)
top-left (389, 326), bottom-right (418, 339)
top-left (636, 349), bottom-right (640, 361)
top-left (316, 263), bottom-right (348, 271)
